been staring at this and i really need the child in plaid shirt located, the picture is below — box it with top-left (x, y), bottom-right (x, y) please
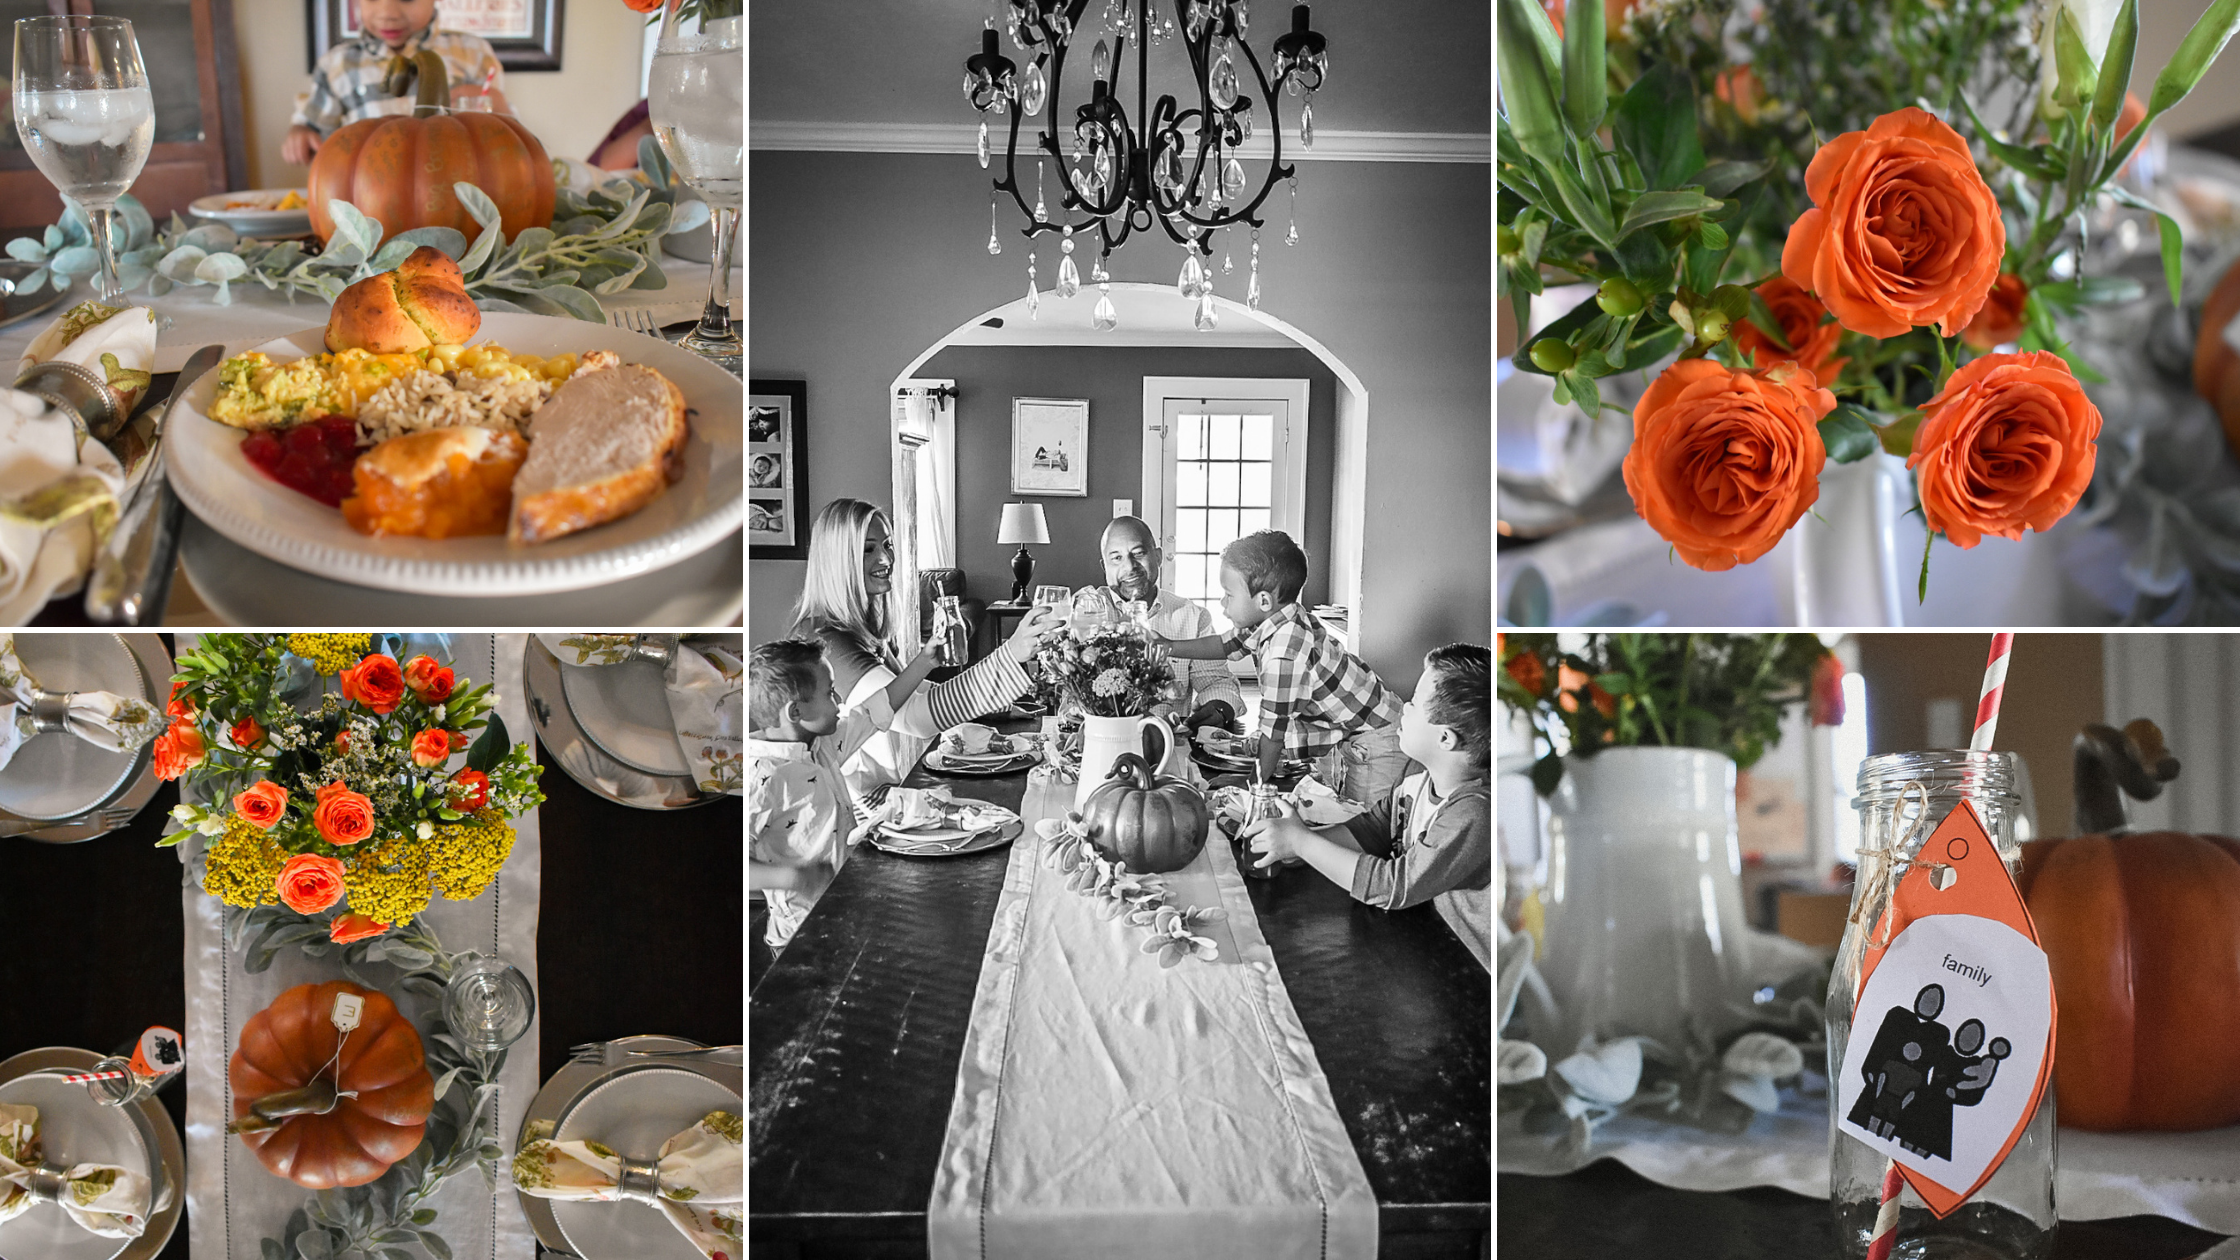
top-left (282, 0), bottom-right (511, 165)
top-left (1239, 644), bottom-right (1493, 967)
top-left (748, 638), bottom-right (937, 949)
top-left (1163, 530), bottom-right (1409, 807)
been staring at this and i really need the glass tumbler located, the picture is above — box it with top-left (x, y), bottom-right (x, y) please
top-left (444, 955), bottom-right (536, 1052)
top-left (1829, 750), bottom-right (2055, 1260)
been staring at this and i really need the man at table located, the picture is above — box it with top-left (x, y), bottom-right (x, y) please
top-left (1077, 515), bottom-right (1243, 738)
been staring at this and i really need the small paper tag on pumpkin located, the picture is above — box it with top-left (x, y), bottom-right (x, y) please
top-left (330, 992), bottom-right (364, 1034)
top-left (1835, 799), bottom-right (2057, 1218)
top-left (130, 1025), bottom-right (184, 1077)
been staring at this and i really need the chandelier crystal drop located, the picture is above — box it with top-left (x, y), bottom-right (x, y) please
top-left (1095, 283), bottom-right (1119, 331)
top-left (1247, 227), bottom-right (1262, 310)
top-left (988, 193), bottom-right (1003, 254)
top-left (1057, 227), bottom-right (1081, 298)
top-left (1027, 250), bottom-right (1040, 318)
top-left (962, 1), bottom-right (1329, 330)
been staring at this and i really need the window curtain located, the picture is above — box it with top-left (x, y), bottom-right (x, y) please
top-left (890, 383), bottom-right (958, 653)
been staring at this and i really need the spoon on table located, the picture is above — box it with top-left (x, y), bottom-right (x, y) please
top-left (85, 343), bottom-right (223, 624)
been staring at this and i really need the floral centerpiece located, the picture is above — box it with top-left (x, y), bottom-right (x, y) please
top-left (158, 633), bottom-right (544, 943)
top-left (1035, 628), bottom-right (1170, 718)
top-left (1499, 0), bottom-right (2240, 593)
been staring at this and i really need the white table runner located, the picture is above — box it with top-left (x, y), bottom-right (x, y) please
top-left (181, 634), bottom-right (542, 1260)
top-left (928, 774), bottom-right (1377, 1260)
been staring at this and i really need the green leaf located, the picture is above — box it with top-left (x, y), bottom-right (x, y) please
top-left (465, 713), bottom-right (510, 773)
top-left (1616, 189), bottom-right (1723, 242)
top-left (1695, 218), bottom-right (1729, 251)
top-left (1918, 528), bottom-right (1937, 604)
top-left (2155, 208), bottom-right (2185, 305)
top-left (1695, 160), bottom-right (1767, 198)
top-left (1567, 370), bottom-right (1604, 418)
top-left (5, 237), bottom-right (47, 262)
top-left (1511, 290), bottom-right (1602, 376)
top-left (1530, 751), bottom-right (1564, 796)
top-left (1560, 0), bottom-right (1607, 134)
top-left (1818, 407), bottom-right (1879, 463)
top-left (2055, 8), bottom-right (2101, 113)
top-left (451, 182), bottom-right (503, 232)
top-left (1613, 60), bottom-right (1705, 191)
top-left (1746, 289), bottom-right (1792, 351)
top-left (420, 1233), bottom-right (453, 1260)
top-left (49, 245), bottom-right (100, 277)
top-left (1959, 94), bottom-right (2064, 181)
top-left (2095, 0), bottom-right (2140, 131)
top-left (1593, 672), bottom-right (1632, 695)
top-left (409, 1209), bottom-right (437, 1227)
top-left (1496, 0), bottom-right (1566, 164)
top-left (263, 1240), bottom-right (285, 1260)
top-left (326, 200), bottom-right (382, 255)
top-left (2148, 0), bottom-right (2240, 118)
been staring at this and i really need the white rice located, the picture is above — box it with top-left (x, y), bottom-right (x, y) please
top-left (356, 370), bottom-right (551, 446)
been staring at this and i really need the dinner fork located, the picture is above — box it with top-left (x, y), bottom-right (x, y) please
top-left (568, 1041), bottom-right (742, 1068)
top-left (0, 805), bottom-right (140, 838)
top-left (606, 306), bottom-right (665, 338)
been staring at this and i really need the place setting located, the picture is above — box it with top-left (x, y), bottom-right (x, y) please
top-left (525, 632), bottom-right (742, 810)
top-left (0, 1027), bottom-right (187, 1260)
top-left (2, 4), bottom-right (744, 625)
top-left (0, 634), bottom-right (169, 844)
top-left (865, 785), bottom-right (1024, 858)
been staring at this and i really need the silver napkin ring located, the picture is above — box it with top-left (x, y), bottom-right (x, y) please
top-left (26, 1161), bottom-right (69, 1205)
top-left (28, 686), bottom-right (73, 735)
top-left (12, 359), bottom-right (122, 443)
top-left (615, 1156), bottom-right (663, 1207)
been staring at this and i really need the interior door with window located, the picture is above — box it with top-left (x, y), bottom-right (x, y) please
top-left (1141, 379), bottom-right (1311, 637)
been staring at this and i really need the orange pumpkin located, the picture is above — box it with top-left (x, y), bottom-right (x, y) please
top-left (228, 980), bottom-right (435, 1188)
top-left (2017, 831), bottom-right (2240, 1130)
top-left (307, 51), bottom-right (554, 246)
top-left (1080, 752), bottom-right (1209, 874)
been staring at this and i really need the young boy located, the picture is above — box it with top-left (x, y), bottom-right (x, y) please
top-left (748, 639), bottom-right (938, 949)
top-left (283, 0), bottom-right (511, 165)
top-left (1239, 644), bottom-right (1493, 967)
top-left (1163, 530), bottom-right (1408, 806)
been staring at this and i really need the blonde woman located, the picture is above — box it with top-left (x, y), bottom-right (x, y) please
top-left (789, 498), bottom-right (1055, 799)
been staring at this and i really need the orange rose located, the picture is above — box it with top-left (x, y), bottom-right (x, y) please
top-left (234, 781), bottom-right (289, 830)
top-left (230, 716), bottom-right (266, 751)
top-left (1504, 651), bottom-right (1548, 697)
top-left (1557, 663), bottom-right (1617, 717)
top-left (1714, 64), bottom-right (1763, 126)
top-left (312, 782), bottom-right (376, 846)
top-left (339, 654), bottom-right (407, 714)
top-left (1621, 359), bottom-right (1836, 570)
top-left (329, 913), bottom-right (389, 944)
top-left (1907, 351), bottom-right (2101, 548)
top-left (1962, 274), bottom-right (2029, 351)
top-left (1734, 276), bottom-right (1848, 381)
top-left (165, 680), bottom-right (195, 718)
top-left (2117, 92), bottom-right (2149, 176)
top-left (1781, 107), bottom-right (2005, 338)
top-left (450, 769), bottom-right (491, 811)
top-left (411, 729), bottom-right (452, 768)
top-left (1808, 653), bottom-right (1847, 726)
top-left (274, 854), bottom-right (347, 915)
top-left (151, 720), bottom-right (206, 781)
top-left (402, 655), bottom-right (454, 703)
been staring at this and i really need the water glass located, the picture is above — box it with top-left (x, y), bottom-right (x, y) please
top-left (648, 5), bottom-right (741, 370)
top-left (11, 16), bottom-right (152, 303)
top-left (443, 955), bottom-right (536, 1052)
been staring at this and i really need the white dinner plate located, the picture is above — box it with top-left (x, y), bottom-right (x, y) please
top-left (868, 817), bottom-right (1023, 858)
top-left (0, 635), bottom-right (147, 821)
top-left (559, 655), bottom-right (690, 776)
top-left (549, 1066), bottom-right (740, 1260)
top-left (921, 750), bottom-right (1038, 776)
top-left (0, 1072), bottom-right (151, 1260)
top-left (185, 189), bottom-right (313, 237)
top-left (165, 313), bottom-right (743, 596)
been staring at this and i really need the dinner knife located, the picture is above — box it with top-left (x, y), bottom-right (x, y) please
top-left (85, 343), bottom-right (224, 625)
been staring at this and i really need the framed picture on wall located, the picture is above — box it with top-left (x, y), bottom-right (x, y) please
top-left (749, 379), bottom-right (810, 559)
top-left (1011, 397), bottom-right (1089, 497)
top-left (311, 0), bottom-right (565, 72)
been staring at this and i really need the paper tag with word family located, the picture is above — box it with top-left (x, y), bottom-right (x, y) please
top-left (129, 1026), bottom-right (184, 1077)
top-left (1834, 798), bottom-right (2057, 1218)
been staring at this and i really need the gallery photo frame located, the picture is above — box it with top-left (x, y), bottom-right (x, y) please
top-left (1011, 397), bottom-right (1089, 497)
top-left (749, 379), bottom-right (810, 560)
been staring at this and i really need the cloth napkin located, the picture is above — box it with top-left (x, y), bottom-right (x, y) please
top-left (0, 632), bottom-right (163, 768)
top-left (541, 635), bottom-right (743, 795)
top-left (0, 1103), bottom-right (153, 1239)
top-left (513, 1110), bottom-right (742, 1258)
top-left (0, 388), bottom-right (126, 624)
top-left (16, 302), bottom-right (159, 419)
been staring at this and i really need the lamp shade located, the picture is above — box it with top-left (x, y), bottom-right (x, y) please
top-left (997, 502), bottom-right (1050, 545)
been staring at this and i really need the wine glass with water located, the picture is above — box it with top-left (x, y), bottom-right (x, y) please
top-left (648, 3), bottom-right (741, 370)
top-left (12, 16), bottom-right (153, 304)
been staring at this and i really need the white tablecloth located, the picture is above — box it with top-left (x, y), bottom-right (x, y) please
top-left (181, 634), bottom-right (542, 1260)
top-left (1500, 1072), bottom-right (2240, 1235)
top-left (0, 251), bottom-right (740, 373)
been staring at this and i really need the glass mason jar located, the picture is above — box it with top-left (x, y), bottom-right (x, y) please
top-left (1829, 750), bottom-right (2056, 1260)
top-left (930, 595), bottom-right (971, 667)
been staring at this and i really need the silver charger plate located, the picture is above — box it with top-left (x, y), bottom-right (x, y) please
top-left (558, 656), bottom-right (691, 777)
top-left (0, 262), bottom-right (70, 335)
top-left (524, 638), bottom-right (715, 811)
top-left (0, 1048), bottom-right (183, 1260)
top-left (7, 634), bottom-right (169, 843)
top-left (516, 1036), bottom-right (740, 1259)
top-left (550, 1066), bottom-right (740, 1260)
top-left (0, 635), bottom-right (146, 821)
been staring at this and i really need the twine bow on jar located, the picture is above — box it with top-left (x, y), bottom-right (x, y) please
top-left (1848, 780), bottom-right (1958, 951)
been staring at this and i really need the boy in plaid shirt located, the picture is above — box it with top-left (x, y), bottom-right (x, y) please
top-left (1163, 530), bottom-right (1409, 806)
top-left (282, 0), bottom-right (511, 165)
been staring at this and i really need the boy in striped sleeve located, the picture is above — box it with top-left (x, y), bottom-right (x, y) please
top-left (1162, 530), bottom-right (1409, 807)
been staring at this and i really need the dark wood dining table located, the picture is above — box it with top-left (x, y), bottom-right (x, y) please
top-left (749, 722), bottom-right (1493, 1259)
top-left (0, 658), bottom-right (742, 1260)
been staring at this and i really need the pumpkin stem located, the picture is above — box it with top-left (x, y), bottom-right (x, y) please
top-left (387, 48), bottom-right (451, 118)
top-left (2073, 720), bottom-right (2180, 835)
top-left (225, 1076), bottom-right (342, 1134)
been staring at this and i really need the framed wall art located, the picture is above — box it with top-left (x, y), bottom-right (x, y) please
top-left (311, 0), bottom-right (565, 72)
top-left (1011, 397), bottom-right (1089, 497)
top-left (749, 379), bottom-right (810, 560)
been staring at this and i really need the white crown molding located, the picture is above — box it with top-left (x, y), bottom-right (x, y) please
top-left (750, 120), bottom-right (1490, 163)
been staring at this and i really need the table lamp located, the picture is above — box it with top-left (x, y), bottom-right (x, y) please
top-left (997, 503), bottom-right (1050, 603)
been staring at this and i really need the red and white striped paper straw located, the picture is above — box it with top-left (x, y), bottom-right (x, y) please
top-left (1868, 632), bottom-right (2014, 1259)
top-left (55, 1069), bottom-right (129, 1084)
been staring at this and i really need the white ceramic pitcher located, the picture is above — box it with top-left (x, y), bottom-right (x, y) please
top-left (1074, 713), bottom-right (1181, 809)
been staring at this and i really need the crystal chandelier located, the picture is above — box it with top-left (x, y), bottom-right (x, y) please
top-left (962, 1), bottom-right (1329, 332)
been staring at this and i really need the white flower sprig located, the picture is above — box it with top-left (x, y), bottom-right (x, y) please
top-left (1037, 815), bottom-right (1225, 967)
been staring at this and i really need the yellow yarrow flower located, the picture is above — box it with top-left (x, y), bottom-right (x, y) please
top-left (201, 814), bottom-right (290, 908)
top-left (430, 810), bottom-right (515, 902)
top-left (287, 634), bottom-right (373, 675)
top-left (342, 831), bottom-right (433, 928)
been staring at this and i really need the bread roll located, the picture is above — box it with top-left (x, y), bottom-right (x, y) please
top-left (508, 362), bottom-right (688, 544)
top-left (325, 246), bottom-right (481, 353)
